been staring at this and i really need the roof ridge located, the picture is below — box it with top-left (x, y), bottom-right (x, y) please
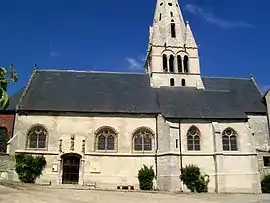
top-left (36, 69), bottom-right (147, 75)
top-left (16, 69), bottom-right (37, 110)
top-left (202, 76), bottom-right (250, 80)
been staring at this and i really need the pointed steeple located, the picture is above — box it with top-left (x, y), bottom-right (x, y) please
top-left (151, 0), bottom-right (187, 46)
top-left (145, 0), bottom-right (204, 89)
top-left (185, 21), bottom-right (197, 48)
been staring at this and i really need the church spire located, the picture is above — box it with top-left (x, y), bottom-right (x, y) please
top-left (185, 21), bottom-right (197, 48)
top-left (146, 0), bottom-right (204, 89)
top-left (151, 0), bottom-right (186, 46)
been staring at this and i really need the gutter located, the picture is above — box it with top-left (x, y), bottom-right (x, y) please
top-left (178, 120), bottom-right (183, 192)
top-left (155, 115), bottom-right (159, 180)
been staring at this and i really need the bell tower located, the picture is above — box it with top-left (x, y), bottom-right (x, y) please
top-left (145, 0), bottom-right (204, 89)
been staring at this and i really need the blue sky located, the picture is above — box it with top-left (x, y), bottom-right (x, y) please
top-left (1, 0), bottom-right (269, 94)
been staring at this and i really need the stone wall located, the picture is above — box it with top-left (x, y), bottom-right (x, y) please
top-left (257, 150), bottom-right (270, 180)
top-left (0, 154), bottom-right (13, 180)
top-left (10, 113), bottom-right (157, 189)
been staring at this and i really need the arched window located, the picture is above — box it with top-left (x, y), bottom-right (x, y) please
top-left (170, 78), bottom-right (175, 86)
top-left (187, 126), bottom-right (200, 151)
top-left (0, 127), bottom-right (8, 153)
top-left (163, 54), bottom-right (168, 72)
top-left (184, 55), bottom-right (189, 73)
top-left (95, 127), bottom-right (117, 151)
top-left (169, 55), bottom-right (174, 72)
top-left (181, 79), bottom-right (186, 86)
top-left (27, 125), bottom-right (48, 149)
top-left (177, 55), bottom-right (182, 73)
top-left (171, 23), bottom-right (176, 38)
top-left (133, 127), bottom-right (154, 152)
top-left (222, 128), bottom-right (238, 151)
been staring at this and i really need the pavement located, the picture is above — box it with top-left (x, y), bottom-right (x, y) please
top-left (0, 185), bottom-right (270, 203)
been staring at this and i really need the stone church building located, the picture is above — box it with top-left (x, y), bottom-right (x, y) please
top-left (1, 0), bottom-right (270, 193)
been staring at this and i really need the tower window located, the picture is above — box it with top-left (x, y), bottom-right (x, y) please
top-left (171, 23), bottom-right (176, 38)
top-left (181, 79), bottom-right (186, 86)
top-left (160, 3), bottom-right (163, 6)
top-left (168, 3), bottom-right (172, 6)
top-left (184, 55), bottom-right (189, 73)
top-left (170, 12), bottom-right (173, 17)
top-left (159, 13), bottom-right (162, 21)
top-left (169, 55), bottom-right (174, 73)
top-left (163, 54), bottom-right (168, 72)
top-left (177, 55), bottom-right (182, 73)
top-left (170, 78), bottom-right (175, 86)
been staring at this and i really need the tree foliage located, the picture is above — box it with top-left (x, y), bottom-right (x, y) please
top-left (180, 164), bottom-right (210, 193)
top-left (261, 174), bottom-right (270, 193)
top-left (15, 154), bottom-right (46, 183)
top-left (0, 65), bottom-right (18, 110)
top-left (138, 165), bottom-right (155, 190)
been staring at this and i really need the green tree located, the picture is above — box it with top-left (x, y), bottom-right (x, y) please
top-left (15, 154), bottom-right (46, 183)
top-left (180, 164), bottom-right (210, 193)
top-left (261, 174), bottom-right (270, 193)
top-left (0, 64), bottom-right (18, 109)
top-left (138, 165), bottom-right (155, 190)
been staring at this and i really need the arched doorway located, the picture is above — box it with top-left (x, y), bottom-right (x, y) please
top-left (61, 153), bottom-right (81, 184)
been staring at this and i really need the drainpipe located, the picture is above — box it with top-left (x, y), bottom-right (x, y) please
top-left (155, 115), bottom-right (159, 180)
top-left (178, 120), bottom-right (183, 192)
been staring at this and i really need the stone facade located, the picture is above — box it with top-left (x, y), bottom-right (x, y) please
top-left (156, 116), bottom-right (261, 193)
top-left (9, 113), bottom-right (157, 189)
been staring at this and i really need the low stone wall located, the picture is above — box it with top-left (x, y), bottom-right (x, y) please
top-left (0, 154), bottom-right (13, 180)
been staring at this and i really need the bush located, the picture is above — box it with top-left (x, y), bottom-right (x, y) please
top-left (261, 174), bottom-right (270, 193)
top-left (138, 165), bottom-right (155, 190)
top-left (180, 164), bottom-right (210, 193)
top-left (15, 154), bottom-right (46, 183)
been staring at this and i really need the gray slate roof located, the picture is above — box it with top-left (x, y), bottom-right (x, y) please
top-left (155, 77), bottom-right (266, 119)
top-left (17, 70), bottom-right (160, 114)
top-left (14, 70), bottom-right (266, 119)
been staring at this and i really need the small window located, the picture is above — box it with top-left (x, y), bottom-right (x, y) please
top-left (159, 13), bottom-right (162, 21)
top-left (133, 127), bottom-right (154, 152)
top-left (169, 55), bottom-right (174, 72)
top-left (171, 23), bottom-right (176, 38)
top-left (264, 157), bottom-right (270, 167)
top-left (27, 125), bottom-right (48, 150)
top-left (170, 12), bottom-right (173, 17)
top-left (0, 127), bottom-right (8, 153)
top-left (184, 55), bottom-right (189, 73)
top-left (176, 139), bottom-right (178, 148)
top-left (160, 3), bottom-right (163, 6)
top-left (181, 79), bottom-right (186, 86)
top-left (177, 55), bottom-right (182, 73)
top-left (163, 54), bottom-right (168, 72)
top-left (170, 78), bottom-right (175, 86)
top-left (95, 127), bottom-right (117, 151)
top-left (222, 128), bottom-right (238, 151)
top-left (168, 3), bottom-right (172, 6)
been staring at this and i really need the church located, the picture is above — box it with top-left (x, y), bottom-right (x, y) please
top-left (1, 0), bottom-right (270, 193)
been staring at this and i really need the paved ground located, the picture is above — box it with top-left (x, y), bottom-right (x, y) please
top-left (1, 185), bottom-right (270, 203)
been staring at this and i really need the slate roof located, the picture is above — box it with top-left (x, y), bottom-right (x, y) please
top-left (17, 70), bottom-right (160, 114)
top-left (14, 70), bottom-right (266, 119)
top-left (155, 77), bottom-right (266, 119)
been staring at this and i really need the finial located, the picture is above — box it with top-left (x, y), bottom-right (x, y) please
top-left (249, 73), bottom-right (253, 78)
top-left (186, 20), bottom-right (189, 24)
top-left (33, 64), bottom-right (38, 72)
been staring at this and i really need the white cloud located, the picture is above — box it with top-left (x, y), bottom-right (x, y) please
top-left (126, 57), bottom-right (144, 70)
top-left (185, 4), bottom-right (255, 29)
top-left (49, 51), bottom-right (59, 57)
